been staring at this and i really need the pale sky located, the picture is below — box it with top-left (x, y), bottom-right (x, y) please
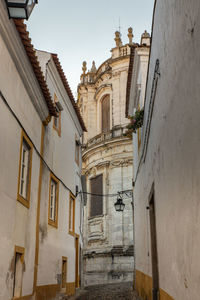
top-left (27, 0), bottom-right (154, 98)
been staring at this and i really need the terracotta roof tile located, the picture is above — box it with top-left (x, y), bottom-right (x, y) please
top-left (14, 19), bottom-right (57, 117)
top-left (51, 53), bottom-right (87, 132)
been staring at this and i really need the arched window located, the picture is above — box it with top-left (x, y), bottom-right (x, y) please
top-left (101, 95), bottom-right (110, 132)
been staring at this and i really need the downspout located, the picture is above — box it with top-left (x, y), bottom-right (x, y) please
top-left (33, 122), bottom-right (45, 297)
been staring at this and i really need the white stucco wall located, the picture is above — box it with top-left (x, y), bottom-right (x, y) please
top-left (0, 6), bottom-right (84, 298)
top-left (0, 17), bottom-right (44, 299)
top-left (36, 52), bottom-right (83, 288)
top-left (134, 1), bottom-right (200, 299)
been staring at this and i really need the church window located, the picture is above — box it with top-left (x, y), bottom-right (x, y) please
top-left (90, 175), bottom-right (103, 217)
top-left (101, 95), bottom-right (110, 133)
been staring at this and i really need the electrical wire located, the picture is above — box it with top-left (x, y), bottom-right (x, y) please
top-left (0, 90), bottom-right (133, 201)
top-left (79, 190), bottom-right (133, 198)
top-left (0, 90), bottom-right (74, 196)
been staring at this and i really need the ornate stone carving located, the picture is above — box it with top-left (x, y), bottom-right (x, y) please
top-left (90, 61), bottom-right (97, 73)
top-left (82, 61), bottom-right (87, 74)
top-left (114, 31), bottom-right (122, 47)
top-left (128, 27), bottom-right (134, 44)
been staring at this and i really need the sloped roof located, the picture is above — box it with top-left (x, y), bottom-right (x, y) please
top-left (14, 19), bottom-right (57, 117)
top-left (51, 53), bottom-right (87, 132)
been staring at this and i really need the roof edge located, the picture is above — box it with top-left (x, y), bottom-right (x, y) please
top-left (14, 19), bottom-right (57, 117)
top-left (51, 53), bottom-right (87, 132)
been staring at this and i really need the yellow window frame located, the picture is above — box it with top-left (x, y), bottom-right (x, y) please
top-left (48, 173), bottom-right (59, 228)
top-left (69, 193), bottom-right (75, 236)
top-left (17, 130), bottom-right (33, 208)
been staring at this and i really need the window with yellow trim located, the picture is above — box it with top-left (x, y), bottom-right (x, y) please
top-left (69, 193), bottom-right (75, 235)
top-left (48, 173), bottom-right (59, 228)
top-left (17, 131), bottom-right (33, 208)
top-left (53, 93), bottom-right (61, 137)
top-left (75, 139), bottom-right (80, 166)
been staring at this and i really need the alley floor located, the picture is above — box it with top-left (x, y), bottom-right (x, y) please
top-left (63, 282), bottom-right (140, 300)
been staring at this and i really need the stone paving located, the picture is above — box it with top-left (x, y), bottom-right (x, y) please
top-left (63, 282), bottom-right (140, 300)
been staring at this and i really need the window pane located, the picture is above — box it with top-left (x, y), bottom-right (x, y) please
top-left (102, 95), bottom-right (110, 133)
top-left (90, 175), bottom-right (103, 217)
top-left (50, 179), bottom-right (57, 221)
top-left (19, 140), bottom-right (30, 199)
top-left (69, 197), bottom-right (74, 231)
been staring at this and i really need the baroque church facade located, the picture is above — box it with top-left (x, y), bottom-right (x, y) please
top-left (77, 29), bottom-right (142, 286)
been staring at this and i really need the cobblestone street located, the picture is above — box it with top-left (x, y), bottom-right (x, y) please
top-left (65, 282), bottom-right (140, 300)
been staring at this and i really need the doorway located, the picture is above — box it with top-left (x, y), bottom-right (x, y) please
top-left (13, 246), bottom-right (25, 298)
top-left (149, 185), bottom-right (159, 300)
top-left (62, 257), bottom-right (67, 289)
top-left (75, 235), bottom-right (79, 288)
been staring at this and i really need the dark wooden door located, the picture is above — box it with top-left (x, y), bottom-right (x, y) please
top-left (149, 188), bottom-right (159, 300)
top-left (75, 236), bottom-right (79, 288)
top-left (62, 257), bottom-right (67, 288)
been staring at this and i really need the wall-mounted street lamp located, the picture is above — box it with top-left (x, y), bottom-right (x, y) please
top-left (5, 0), bottom-right (38, 20)
top-left (114, 195), bottom-right (125, 212)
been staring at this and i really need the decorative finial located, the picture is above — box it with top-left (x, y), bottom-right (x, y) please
top-left (115, 31), bottom-right (122, 47)
top-left (90, 61), bottom-right (97, 73)
top-left (142, 30), bottom-right (150, 38)
top-left (141, 30), bottom-right (150, 45)
top-left (82, 61), bottom-right (87, 74)
top-left (128, 27), bottom-right (134, 44)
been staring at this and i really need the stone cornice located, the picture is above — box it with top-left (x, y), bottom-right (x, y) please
top-left (82, 137), bottom-right (133, 161)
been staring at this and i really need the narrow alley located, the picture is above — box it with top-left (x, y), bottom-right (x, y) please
top-left (64, 283), bottom-right (139, 300)
top-left (1, 0), bottom-right (200, 300)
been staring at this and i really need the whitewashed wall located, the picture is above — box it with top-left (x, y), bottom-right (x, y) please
top-left (0, 5), bottom-right (46, 298)
top-left (134, 1), bottom-right (200, 299)
top-left (37, 52), bottom-right (83, 287)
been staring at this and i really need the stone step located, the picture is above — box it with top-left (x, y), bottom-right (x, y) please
top-left (64, 282), bottom-right (140, 300)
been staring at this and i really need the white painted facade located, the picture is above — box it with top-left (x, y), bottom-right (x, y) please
top-left (0, 1), bottom-right (84, 299)
top-left (36, 51), bottom-right (84, 294)
top-left (78, 30), bottom-right (135, 286)
top-left (127, 1), bottom-right (200, 299)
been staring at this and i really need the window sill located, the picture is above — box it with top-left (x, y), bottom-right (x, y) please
top-left (68, 230), bottom-right (75, 237)
top-left (48, 219), bottom-right (58, 228)
top-left (17, 194), bottom-right (30, 209)
top-left (88, 214), bottom-right (104, 220)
